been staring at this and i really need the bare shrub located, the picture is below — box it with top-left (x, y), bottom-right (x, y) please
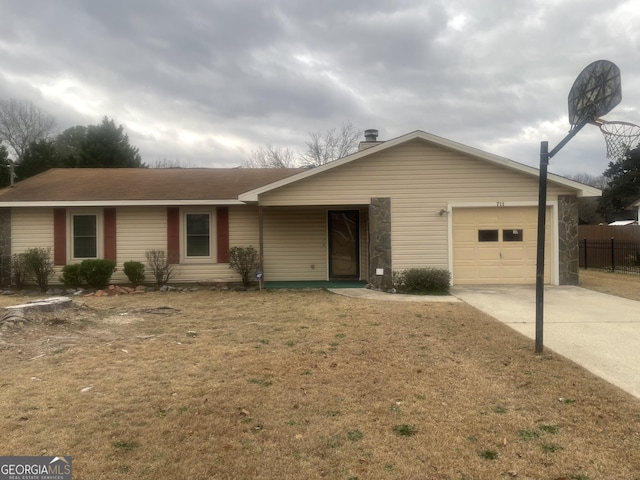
top-left (11, 253), bottom-right (29, 289)
top-left (228, 246), bottom-right (259, 287)
top-left (145, 250), bottom-right (177, 287)
top-left (21, 248), bottom-right (55, 292)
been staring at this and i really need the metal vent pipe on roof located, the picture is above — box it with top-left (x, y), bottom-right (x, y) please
top-left (364, 129), bottom-right (378, 142)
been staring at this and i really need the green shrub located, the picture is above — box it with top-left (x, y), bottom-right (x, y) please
top-left (393, 268), bottom-right (451, 295)
top-left (228, 246), bottom-right (259, 287)
top-left (78, 259), bottom-right (117, 289)
top-left (123, 261), bottom-right (145, 286)
top-left (11, 253), bottom-right (30, 289)
top-left (60, 264), bottom-right (83, 288)
top-left (145, 250), bottom-right (176, 287)
top-left (22, 248), bottom-right (55, 292)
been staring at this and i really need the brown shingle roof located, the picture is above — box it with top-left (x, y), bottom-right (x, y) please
top-left (0, 168), bottom-right (305, 203)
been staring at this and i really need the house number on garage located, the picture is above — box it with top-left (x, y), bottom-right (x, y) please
top-left (496, 201), bottom-right (505, 207)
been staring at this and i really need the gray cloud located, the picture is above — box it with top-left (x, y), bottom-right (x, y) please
top-left (1, 0), bottom-right (638, 174)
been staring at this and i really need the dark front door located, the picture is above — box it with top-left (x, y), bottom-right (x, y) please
top-left (329, 210), bottom-right (360, 279)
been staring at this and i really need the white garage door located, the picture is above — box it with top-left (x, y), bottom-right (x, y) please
top-left (452, 206), bottom-right (551, 285)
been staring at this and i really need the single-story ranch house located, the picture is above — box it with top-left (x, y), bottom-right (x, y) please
top-left (0, 130), bottom-right (600, 289)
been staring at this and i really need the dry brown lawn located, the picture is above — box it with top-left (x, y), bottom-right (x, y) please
top-left (1, 277), bottom-right (640, 479)
top-left (579, 268), bottom-right (640, 302)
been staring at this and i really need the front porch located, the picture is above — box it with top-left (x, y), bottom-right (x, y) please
top-left (264, 280), bottom-right (367, 289)
top-left (255, 199), bottom-right (392, 290)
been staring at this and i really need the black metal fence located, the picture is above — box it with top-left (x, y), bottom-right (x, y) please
top-left (580, 238), bottom-right (640, 273)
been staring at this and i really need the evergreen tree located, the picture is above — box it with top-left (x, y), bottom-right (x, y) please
top-left (15, 139), bottom-right (61, 181)
top-left (72, 117), bottom-right (145, 168)
top-left (598, 147), bottom-right (640, 221)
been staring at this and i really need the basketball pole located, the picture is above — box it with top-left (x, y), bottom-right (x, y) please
top-left (535, 118), bottom-right (589, 354)
top-left (535, 141), bottom-right (549, 354)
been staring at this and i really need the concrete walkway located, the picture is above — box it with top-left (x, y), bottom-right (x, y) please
top-left (329, 288), bottom-right (460, 302)
top-left (451, 285), bottom-right (640, 399)
top-left (330, 285), bottom-right (640, 399)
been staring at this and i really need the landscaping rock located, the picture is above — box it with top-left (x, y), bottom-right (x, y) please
top-left (5, 296), bottom-right (73, 313)
top-left (46, 288), bottom-right (65, 296)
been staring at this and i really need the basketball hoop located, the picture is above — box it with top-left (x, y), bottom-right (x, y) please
top-left (535, 59), bottom-right (623, 355)
top-left (597, 120), bottom-right (640, 160)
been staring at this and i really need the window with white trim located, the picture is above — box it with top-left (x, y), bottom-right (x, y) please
top-left (73, 214), bottom-right (98, 258)
top-left (186, 213), bottom-right (210, 257)
top-left (69, 210), bottom-right (103, 261)
top-left (181, 209), bottom-right (216, 262)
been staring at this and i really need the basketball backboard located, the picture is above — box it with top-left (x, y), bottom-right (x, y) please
top-left (568, 60), bottom-right (621, 129)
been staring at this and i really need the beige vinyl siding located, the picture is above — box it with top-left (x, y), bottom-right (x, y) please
top-left (113, 206), bottom-right (259, 284)
top-left (259, 141), bottom-right (573, 206)
top-left (10, 206), bottom-right (260, 286)
top-left (111, 207), bottom-right (166, 283)
top-left (173, 206), bottom-right (260, 283)
top-left (229, 205), bottom-right (259, 247)
top-left (261, 206), bottom-right (368, 282)
top-left (171, 206), bottom-right (258, 284)
top-left (11, 208), bottom-right (54, 254)
top-left (263, 207), bottom-right (327, 281)
top-left (10, 208), bottom-right (63, 283)
top-left (259, 140), bottom-right (572, 274)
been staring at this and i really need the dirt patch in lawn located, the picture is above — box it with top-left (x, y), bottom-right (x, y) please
top-left (1, 289), bottom-right (639, 479)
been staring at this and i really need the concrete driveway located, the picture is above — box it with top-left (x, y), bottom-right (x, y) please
top-left (451, 285), bottom-right (640, 399)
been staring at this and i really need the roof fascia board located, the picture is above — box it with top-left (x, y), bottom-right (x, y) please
top-left (0, 200), bottom-right (246, 208)
top-left (238, 130), bottom-right (601, 200)
top-left (546, 175), bottom-right (601, 197)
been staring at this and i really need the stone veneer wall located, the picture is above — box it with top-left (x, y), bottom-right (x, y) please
top-left (0, 208), bottom-right (10, 287)
top-left (368, 198), bottom-right (393, 291)
top-left (558, 195), bottom-right (579, 285)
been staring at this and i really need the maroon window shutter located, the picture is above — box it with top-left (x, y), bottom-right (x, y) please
top-left (53, 209), bottom-right (67, 266)
top-left (103, 208), bottom-right (117, 261)
top-left (167, 207), bottom-right (180, 264)
top-left (216, 207), bottom-right (229, 263)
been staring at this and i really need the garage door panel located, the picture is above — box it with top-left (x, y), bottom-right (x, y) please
top-left (455, 250), bottom-right (478, 261)
top-left (477, 249), bottom-right (499, 260)
top-left (452, 207), bottom-right (551, 285)
top-left (454, 228), bottom-right (477, 241)
top-left (477, 267), bottom-right (500, 280)
top-left (501, 248), bottom-right (527, 261)
top-left (503, 265), bottom-right (534, 279)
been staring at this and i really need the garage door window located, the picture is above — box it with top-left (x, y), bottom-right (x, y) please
top-left (503, 229), bottom-right (523, 242)
top-left (478, 229), bottom-right (499, 242)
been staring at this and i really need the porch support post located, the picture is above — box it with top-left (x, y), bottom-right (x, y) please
top-left (258, 206), bottom-right (264, 280)
top-left (368, 198), bottom-right (393, 291)
top-left (0, 208), bottom-right (11, 287)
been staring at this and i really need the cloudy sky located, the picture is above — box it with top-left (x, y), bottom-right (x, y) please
top-left (2, 0), bottom-right (639, 176)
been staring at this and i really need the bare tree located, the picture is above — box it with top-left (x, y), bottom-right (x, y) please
top-left (566, 172), bottom-right (609, 189)
top-left (243, 122), bottom-right (362, 168)
top-left (0, 99), bottom-right (56, 162)
top-left (150, 157), bottom-right (197, 168)
top-left (565, 173), bottom-right (608, 225)
top-left (243, 144), bottom-right (301, 168)
top-left (302, 121), bottom-right (361, 167)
